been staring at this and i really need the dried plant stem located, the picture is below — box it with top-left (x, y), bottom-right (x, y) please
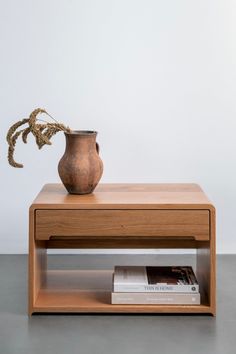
top-left (28, 109), bottom-right (51, 146)
top-left (22, 127), bottom-right (32, 144)
top-left (6, 108), bottom-right (71, 168)
top-left (44, 112), bottom-right (60, 124)
top-left (8, 129), bottom-right (26, 168)
top-left (6, 118), bottom-right (29, 144)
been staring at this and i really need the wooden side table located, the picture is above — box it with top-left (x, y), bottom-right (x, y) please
top-left (28, 183), bottom-right (216, 315)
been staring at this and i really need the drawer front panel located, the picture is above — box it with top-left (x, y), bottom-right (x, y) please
top-left (35, 209), bottom-right (209, 241)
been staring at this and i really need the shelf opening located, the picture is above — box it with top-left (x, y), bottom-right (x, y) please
top-left (33, 250), bottom-right (210, 311)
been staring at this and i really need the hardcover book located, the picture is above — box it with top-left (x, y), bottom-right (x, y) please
top-left (111, 292), bottom-right (200, 305)
top-left (113, 266), bottom-right (199, 293)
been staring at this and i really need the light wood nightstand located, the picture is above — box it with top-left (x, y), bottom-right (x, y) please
top-left (28, 183), bottom-right (216, 315)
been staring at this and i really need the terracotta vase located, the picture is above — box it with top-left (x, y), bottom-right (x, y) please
top-left (58, 130), bottom-right (103, 194)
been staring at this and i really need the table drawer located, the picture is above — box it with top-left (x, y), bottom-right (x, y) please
top-left (35, 209), bottom-right (209, 241)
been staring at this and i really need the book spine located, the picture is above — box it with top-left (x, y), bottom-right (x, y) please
top-left (113, 284), bottom-right (199, 293)
top-left (112, 292), bottom-right (200, 305)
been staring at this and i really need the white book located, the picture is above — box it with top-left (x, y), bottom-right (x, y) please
top-left (113, 266), bottom-right (199, 293)
top-left (112, 292), bottom-right (201, 305)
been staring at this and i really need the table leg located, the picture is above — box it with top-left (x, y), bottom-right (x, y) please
top-left (28, 208), bottom-right (47, 315)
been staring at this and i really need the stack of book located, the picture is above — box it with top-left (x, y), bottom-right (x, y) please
top-left (112, 266), bottom-right (200, 305)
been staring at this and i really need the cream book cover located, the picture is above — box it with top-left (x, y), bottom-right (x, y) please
top-left (112, 292), bottom-right (200, 305)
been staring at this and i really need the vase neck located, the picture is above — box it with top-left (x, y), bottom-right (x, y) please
top-left (64, 131), bottom-right (97, 152)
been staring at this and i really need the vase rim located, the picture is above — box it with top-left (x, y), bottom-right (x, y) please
top-left (65, 130), bottom-right (97, 136)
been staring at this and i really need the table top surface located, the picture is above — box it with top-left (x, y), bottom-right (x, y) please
top-left (30, 183), bottom-right (214, 210)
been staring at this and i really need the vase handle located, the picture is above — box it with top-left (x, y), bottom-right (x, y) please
top-left (96, 142), bottom-right (100, 154)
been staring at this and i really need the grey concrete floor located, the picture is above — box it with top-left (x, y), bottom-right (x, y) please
top-left (0, 254), bottom-right (235, 354)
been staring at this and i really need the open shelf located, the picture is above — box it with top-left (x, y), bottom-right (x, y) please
top-left (34, 270), bottom-right (211, 314)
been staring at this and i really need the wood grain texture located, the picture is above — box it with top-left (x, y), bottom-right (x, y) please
top-left (30, 183), bottom-right (215, 210)
top-left (29, 183), bottom-right (216, 315)
top-left (197, 207), bottom-right (216, 315)
top-left (33, 270), bottom-right (212, 314)
top-left (28, 209), bottom-right (47, 315)
top-left (36, 209), bottom-right (209, 241)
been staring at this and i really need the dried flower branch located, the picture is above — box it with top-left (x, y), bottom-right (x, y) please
top-left (6, 108), bottom-right (71, 168)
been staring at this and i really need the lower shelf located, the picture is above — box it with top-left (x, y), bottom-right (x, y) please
top-left (32, 270), bottom-right (212, 314)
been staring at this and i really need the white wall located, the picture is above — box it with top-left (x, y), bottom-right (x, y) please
top-left (0, 0), bottom-right (236, 253)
